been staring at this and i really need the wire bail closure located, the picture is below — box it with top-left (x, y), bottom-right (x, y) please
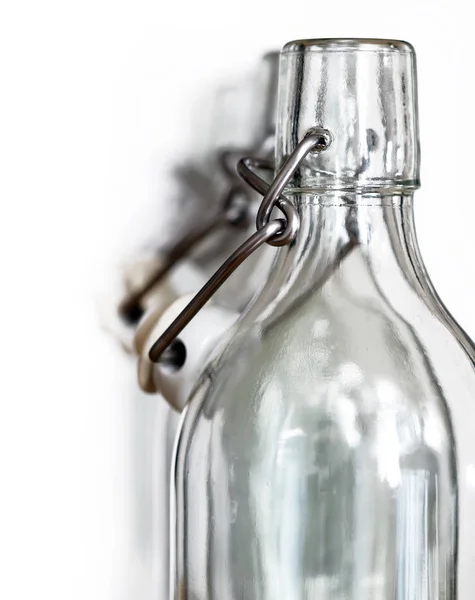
top-left (239, 127), bottom-right (332, 246)
top-left (118, 147), bottom-right (255, 324)
top-left (148, 128), bottom-right (332, 364)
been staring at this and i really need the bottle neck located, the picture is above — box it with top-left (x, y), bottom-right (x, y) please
top-left (276, 40), bottom-right (420, 191)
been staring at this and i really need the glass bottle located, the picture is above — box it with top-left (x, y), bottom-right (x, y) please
top-left (130, 52), bottom-right (281, 600)
top-left (98, 53), bottom-right (280, 600)
top-left (136, 51), bottom-right (281, 395)
top-left (191, 50), bottom-right (279, 312)
top-left (172, 39), bottom-right (475, 600)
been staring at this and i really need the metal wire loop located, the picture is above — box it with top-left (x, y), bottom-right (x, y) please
top-left (147, 128), bottom-right (332, 363)
top-left (237, 128), bottom-right (332, 246)
top-left (148, 219), bottom-right (284, 363)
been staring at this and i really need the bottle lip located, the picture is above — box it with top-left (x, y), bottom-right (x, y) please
top-left (283, 38), bottom-right (414, 55)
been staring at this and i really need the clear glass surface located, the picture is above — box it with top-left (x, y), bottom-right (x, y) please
top-left (172, 40), bottom-right (475, 600)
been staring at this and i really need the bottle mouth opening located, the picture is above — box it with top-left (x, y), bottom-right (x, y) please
top-left (283, 38), bottom-right (414, 55)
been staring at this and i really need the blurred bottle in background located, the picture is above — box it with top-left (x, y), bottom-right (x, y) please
top-left (100, 50), bottom-right (281, 600)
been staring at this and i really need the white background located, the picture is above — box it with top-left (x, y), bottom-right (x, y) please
top-left (0, 1), bottom-right (473, 599)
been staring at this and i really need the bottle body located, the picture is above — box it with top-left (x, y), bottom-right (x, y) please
top-left (174, 194), bottom-right (475, 599)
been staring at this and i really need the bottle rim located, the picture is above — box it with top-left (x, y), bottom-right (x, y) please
top-left (283, 38), bottom-right (414, 54)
